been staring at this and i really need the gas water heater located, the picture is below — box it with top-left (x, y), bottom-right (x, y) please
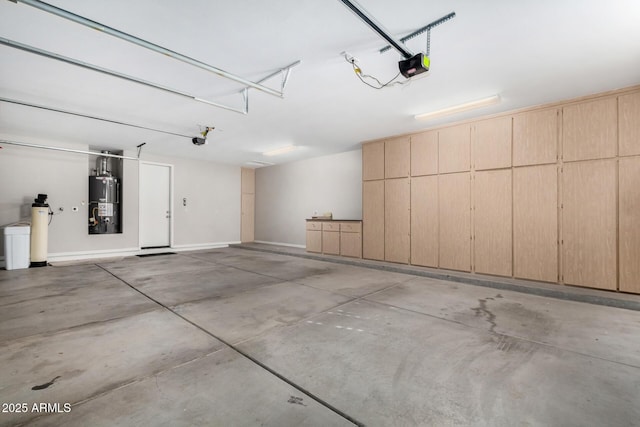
top-left (89, 152), bottom-right (121, 234)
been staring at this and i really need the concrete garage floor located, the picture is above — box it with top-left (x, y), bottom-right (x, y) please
top-left (1, 247), bottom-right (640, 426)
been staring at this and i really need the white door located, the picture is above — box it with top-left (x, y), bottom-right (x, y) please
top-left (139, 162), bottom-right (172, 248)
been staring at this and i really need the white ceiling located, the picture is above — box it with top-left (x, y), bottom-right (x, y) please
top-left (1, 0), bottom-right (639, 166)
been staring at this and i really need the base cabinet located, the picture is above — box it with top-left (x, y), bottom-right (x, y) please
top-left (340, 232), bottom-right (362, 258)
top-left (305, 221), bottom-right (322, 253)
top-left (322, 230), bottom-right (340, 255)
top-left (305, 220), bottom-right (362, 258)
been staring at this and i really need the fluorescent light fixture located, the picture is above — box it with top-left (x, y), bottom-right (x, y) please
top-left (263, 145), bottom-right (297, 156)
top-left (246, 160), bottom-right (275, 167)
top-left (415, 95), bottom-right (500, 121)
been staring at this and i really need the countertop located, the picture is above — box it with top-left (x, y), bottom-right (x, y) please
top-left (306, 218), bottom-right (362, 222)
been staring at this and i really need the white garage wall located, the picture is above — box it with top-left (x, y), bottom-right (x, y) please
top-left (255, 149), bottom-right (362, 247)
top-left (0, 137), bottom-right (240, 262)
top-left (141, 153), bottom-right (241, 249)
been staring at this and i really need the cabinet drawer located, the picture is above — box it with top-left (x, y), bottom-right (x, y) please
top-left (340, 222), bottom-right (362, 233)
top-left (322, 222), bottom-right (341, 232)
top-left (306, 221), bottom-right (322, 231)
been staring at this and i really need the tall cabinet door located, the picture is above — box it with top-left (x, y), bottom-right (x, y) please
top-left (411, 176), bottom-right (438, 267)
top-left (363, 180), bottom-right (385, 260)
top-left (411, 131), bottom-right (438, 176)
top-left (619, 92), bottom-right (640, 156)
top-left (473, 116), bottom-right (512, 171)
top-left (620, 157), bottom-right (640, 293)
top-left (513, 108), bottom-right (558, 167)
top-left (439, 124), bottom-right (471, 174)
top-left (241, 167), bottom-right (255, 243)
top-left (385, 178), bottom-right (410, 263)
top-left (438, 172), bottom-right (471, 272)
top-left (562, 159), bottom-right (617, 290)
top-left (363, 142), bottom-right (385, 181)
top-left (513, 165), bottom-right (558, 282)
top-left (385, 137), bottom-right (410, 178)
top-left (563, 98), bottom-right (617, 162)
top-left (474, 169), bottom-right (512, 277)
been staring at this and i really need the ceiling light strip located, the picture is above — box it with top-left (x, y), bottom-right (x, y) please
top-left (415, 95), bottom-right (500, 121)
top-left (263, 145), bottom-right (297, 156)
top-left (0, 139), bottom-right (139, 160)
top-left (12, 0), bottom-right (284, 98)
top-left (0, 38), bottom-right (246, 115)
top-left (0, 97), bottom-right (193, 138)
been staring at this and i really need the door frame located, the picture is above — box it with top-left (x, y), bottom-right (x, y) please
top-left (138, 161), bottom-right (174, 249)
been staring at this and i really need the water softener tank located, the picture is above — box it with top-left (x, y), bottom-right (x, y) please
top-left (30, 193), bottom-right (49, 267)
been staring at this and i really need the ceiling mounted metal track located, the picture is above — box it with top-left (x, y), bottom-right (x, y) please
top-left (1, 37), bottom-right (300, 115)
top-left (8, 0), bottom-right (297, 102)
top-left (0, 37), bottom-right (247, 114)
top-left (379, 12), bottom-right (456, 55)
top-left (339, 0), bottom-right (414, 59)
top-left (0, 96), bottom-right (193, 138)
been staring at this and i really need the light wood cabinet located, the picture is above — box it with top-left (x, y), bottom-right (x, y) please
top-left (385, 178), bottom-right (410, 263)
top-left (322, 230), bottom-right (340, 255)
top-left (305, 220), bottom-right (362, 258)
top-left (241, 167), bottom-right (255, 243)
top-left (439, 172), bottom-right (471, 272)
top-left (363, 180), bottom-right (385, 260)
top-left (306, 221), bottom-right (322, 253)
top-left (439, 124), bottom-right (471, 174)
top-left (562, 159), bottom-right (617, 290)
top-left (563, 97), bottom-right (617, 162)
top-left (619, 92), bottom-right (640, 156)
top-left (241, 168), bottom-right (255, 194)
top-left (619, 157), bottom-right (640, 293)
top-left (340, 222), bottom-right (362, 258)
top-left (474, 169), bottom-right (512, 277)
top-left (474, 116), bottom-right (512, 170)
top-left (411, 131), bottom-right (438, 176)
top-left (411, 175), bottom-right (438, 267)
top-left (360, 85), bottom-right (640, 294)
top-left (513, 108), bottom-right (558, 166)
top-left (513, 165), bottom-right (558, 283)
top-left (385, 136), bottom-right (410, 178)
top-left (363, 141), bottom-right (384, 181)
top-left (241, 193), bottom-right (255, 243)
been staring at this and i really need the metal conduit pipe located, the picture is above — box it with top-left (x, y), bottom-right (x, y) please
top-left (10, 0), bottom-right (284, 98)
top-left (0, 140), bottom-right (139, 160)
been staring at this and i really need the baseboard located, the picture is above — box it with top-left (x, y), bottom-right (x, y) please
top-left (45, 242), bottom-right (239, 264)
top-left (253, 240), bottom-right (306, 249)
top-left (48, 247), bottom-right (142, 263)
top-left (171, 242), bottom-right (239, 251)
